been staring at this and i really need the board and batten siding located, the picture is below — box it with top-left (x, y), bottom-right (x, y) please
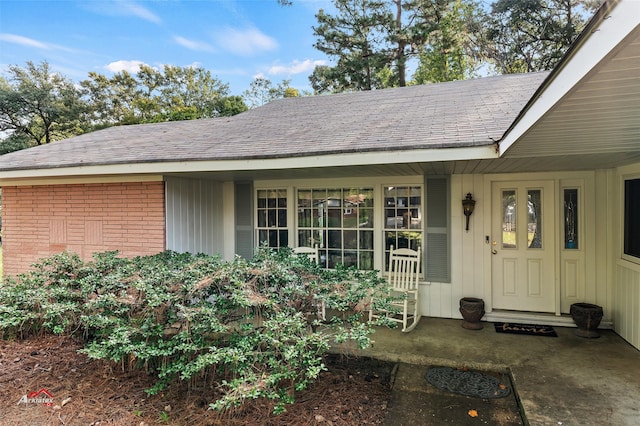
top-left (614, 163), bottom-right (640, 350)
top-left (165, 177), bottom-right (224, 256)
top-left (615, 262), bottom-right (640, 349)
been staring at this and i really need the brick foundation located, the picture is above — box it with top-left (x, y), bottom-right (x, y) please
top-left (1, 181), bottom-right (166, 276)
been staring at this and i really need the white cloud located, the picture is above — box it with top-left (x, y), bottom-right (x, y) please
top-left (119, 1), bottom-right (161, 24)
top-left (0, 33), bottom-right (75, 52)
top-left (215, 27), bottom-right (278, 56)
top-left (268, 59), bottom-right (325, 75)
top-left (174, 36), bottom-right (214, 52)
top-left (83, 1), bottom-right (161, 24)
top-left (105, 60), bottom-right (146, 73)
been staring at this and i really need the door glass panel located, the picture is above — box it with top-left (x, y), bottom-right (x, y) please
top-left (502, 190), bottom-right (516, 248)
top-left (564, 189), bottom-right (578, 249)
top-left (528, 190), bottom-right (542, 248)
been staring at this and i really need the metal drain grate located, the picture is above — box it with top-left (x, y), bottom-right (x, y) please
top-left (425, 366), bottom-right (511, 399)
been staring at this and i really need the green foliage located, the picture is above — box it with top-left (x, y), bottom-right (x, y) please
top-left (0, 252), bottom-right (86, 338)
top-left (79, 64), bottom-right (246, 127)
top-left (311, 0), bottom-right (482, 92)
top-left (312, 0), bottom-right (394, 93)
top-left (242, 78), bottom-right (298, 108)
top-left (412, 0), bottom-right (479, 83)
top-left (0, 247), bottom-right (393, 414)
top-left (0, 61), bottom-right (87, 146)
top-left (483, 0), bottom-right (599, 73)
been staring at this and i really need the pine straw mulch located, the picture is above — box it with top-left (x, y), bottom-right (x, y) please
top-left (0, 335), bottom-right (393, 425)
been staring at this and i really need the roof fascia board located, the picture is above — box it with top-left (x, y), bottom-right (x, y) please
top-left (0, 174), bottom-right (163, 187)
top-left (499, 0), bottom-right (639, 156)
top-left (0, 145), bottom-right (497, 181)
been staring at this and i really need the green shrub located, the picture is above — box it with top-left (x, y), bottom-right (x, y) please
top-left (0, 246), bottom-right (394, 414)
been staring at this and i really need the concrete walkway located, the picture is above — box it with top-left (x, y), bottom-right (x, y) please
top-left (349, 317), bottom-right (640, 425)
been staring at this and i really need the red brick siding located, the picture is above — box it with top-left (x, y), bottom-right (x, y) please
top-left (2, 181), bottom-right (166, 276)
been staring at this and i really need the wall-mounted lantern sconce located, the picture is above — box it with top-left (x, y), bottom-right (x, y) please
top-left (462, 193), bottom-right (476, 232)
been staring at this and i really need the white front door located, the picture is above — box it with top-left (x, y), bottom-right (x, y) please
top-left (491, 181), bottom-right (556, 313)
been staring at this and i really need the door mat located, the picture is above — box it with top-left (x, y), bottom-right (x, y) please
top-left (425, 366), bottom-right (511, 399)
top-left (494, 322), bottom-right (557, 337)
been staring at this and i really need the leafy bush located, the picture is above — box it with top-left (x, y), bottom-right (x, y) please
top-left (0, 247), bottom-right (394, 414)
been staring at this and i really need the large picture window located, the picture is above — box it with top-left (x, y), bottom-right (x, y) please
top-left (624, 178), bottom-right (640, 259)
top-left (255, 181), bottom-right (429, 274)
top-left (297, 188), bottom-right (374, 269)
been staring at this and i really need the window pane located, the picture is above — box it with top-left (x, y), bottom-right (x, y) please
top-left (298, 230), bottom-right (311, 247)
top-left (328, 208), bottom-right (342, 227)
top-left (344, 230), bottom-right (358, 249)
top-left (360, 208), bottom-right (373, 228)
top-left (360, 230), bottom-right (373, 250)
top-left (278, 209), bottom-right (287, 227)
top-left (257, 195), bottom-right (267, 208)
top-left (268, 230), bottom-right (278, 247)
top-left (564, 189), bottom-right (578, 249)
top-left (528, 190), bottom-right (542, 249)
top-left (268, 210), bottom-right (276, 227)
top-left (360, 251), bottom-right (373, 270)
top-left (277, 190), bottom-right (287, 207)
top-left (385, 208), bottom-right (398, 228)
top-left (259, 230), bottom-right (268, 245)
top-left (343, 251), bottom-right (358, 268)
top-left (409, 207), bottom-right (421, 229)
top-left (328, 230), bottom-right (342, 248)
top-left (298, 208), bottom-right (311, 227)
top-left (502, 190), bottom-right (516, 249)
top-left (257, 210), bottom-right (266, 228)
top-left (279, 230), bottom-right (288, 247)
top-left (328, 250), bottom-right (342, 268)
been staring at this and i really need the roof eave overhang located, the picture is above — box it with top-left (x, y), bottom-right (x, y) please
top-left (0, 145), bottom-right (497, 185)
top-left (498, 0), bottom-right (639, 156)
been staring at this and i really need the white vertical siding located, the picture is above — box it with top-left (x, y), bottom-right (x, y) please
top-left (427, 171), bottom-right (616, 327)
top-left (165, 176), bottom-right (223, 256)
top-left (613, 163), bottom-right (640, 350)
top-left (615, 262), bottom-right (640, 349)
top-left (423, 173), bottom-right (485, 319)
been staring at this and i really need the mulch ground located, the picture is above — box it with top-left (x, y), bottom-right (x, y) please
top-left (0, 335), bottom-right (392, 425)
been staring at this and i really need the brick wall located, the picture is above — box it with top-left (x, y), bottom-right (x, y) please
top-left (2, 181), bottom-right (166, 276)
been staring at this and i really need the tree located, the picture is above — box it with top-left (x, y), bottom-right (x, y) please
top-left (81, 65), bottom-right (246, 126)
top-left (482, 0), bottom-right (600, 73)
top-left (412, 0), bottom-right (480, 83)
top-left (312, 0), bottom-right (394, 93)
top-left (242, 78), bottom-right (299, 108)
top-left (214, 95), bottom-right (249, 117)
top-left (0, 61), bottom-right (87, 148)
top-left (310, 0), bottom-right (481, 93)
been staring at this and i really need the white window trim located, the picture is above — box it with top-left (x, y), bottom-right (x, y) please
top-left (255, 176), bottom-right (424, 272)
top-left (620, 171), bottom-right (640, 265)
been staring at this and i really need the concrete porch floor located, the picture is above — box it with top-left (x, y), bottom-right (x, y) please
top-left (351, 317), bottom-right (640, 425)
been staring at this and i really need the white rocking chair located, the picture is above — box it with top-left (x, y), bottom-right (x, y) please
top-left (293, 245), bottom-right (325, 320)
top-left (369, 246), bottom-right (422, 332)
top-left (292, 245), bottom-right (319, 264)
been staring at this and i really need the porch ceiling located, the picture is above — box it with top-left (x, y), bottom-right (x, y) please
top-left (502, 12), bottom-right (640, 165)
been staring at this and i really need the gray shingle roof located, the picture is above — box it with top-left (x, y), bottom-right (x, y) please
top-left (0, 72), bottom-right (548, 172)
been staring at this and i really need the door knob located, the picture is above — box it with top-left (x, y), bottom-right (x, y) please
top-left (491, 241), bottom-right (497, 255)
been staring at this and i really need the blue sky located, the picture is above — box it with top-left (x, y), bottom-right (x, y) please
top-left (0, 0), bottom-right (334, 96)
